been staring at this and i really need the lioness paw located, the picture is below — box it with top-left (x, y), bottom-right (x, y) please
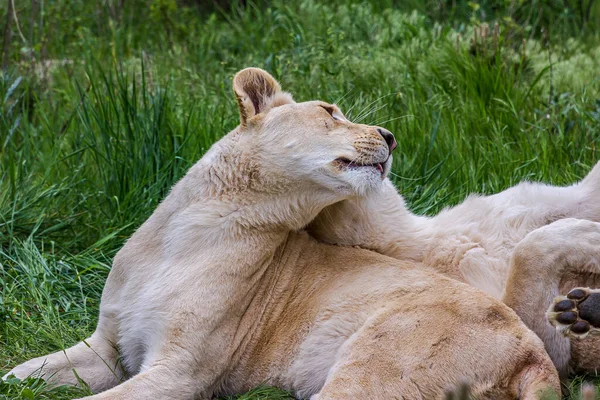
top-left (548, 288), bottom-right (600, 339)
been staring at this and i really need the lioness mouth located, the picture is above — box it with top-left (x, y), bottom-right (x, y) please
top-left (335, 158), bottom-right (385, 174)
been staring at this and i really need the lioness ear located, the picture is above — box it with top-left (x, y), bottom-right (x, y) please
top-left (233, 68), bottom-right (294, 127)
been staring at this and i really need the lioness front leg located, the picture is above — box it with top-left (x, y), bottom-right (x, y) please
top-left (3, 332), bottom-right (123, 393)
top-left (77, 364), bottom-right (197, 400)
top-left (307, 179), bottom-right (431, 262)
top-left (502, 218), bottom-right (600, 377)
top-left (548, 288), bottom-right (600, 339)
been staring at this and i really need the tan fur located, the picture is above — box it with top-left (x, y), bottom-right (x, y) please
top-left (309, 151), bottom-right (600, 380)
top-left (3, 68), bottom-right (559, 399)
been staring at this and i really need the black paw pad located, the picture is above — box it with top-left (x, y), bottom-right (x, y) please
top-left (571, 320), bottom-right (591, 334)
top-left (552, 289), bottom-right (600, 336)
top-left (554, 299), bottom-right (575, 312)
top-left (567, 288), bottom-right (588, 301)
top-left (578, 293), bottom-right (600, 328)
top-left (556, 311), bottom-right (578, 325)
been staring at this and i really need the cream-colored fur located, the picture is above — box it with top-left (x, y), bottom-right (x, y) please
top-left (309, 153), bottom-right (600, 379)
top-left (3, 68), bottom-right (560, 399)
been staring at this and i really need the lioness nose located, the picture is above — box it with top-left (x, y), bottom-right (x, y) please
top-left (377, 128), bottom-right (397, 153)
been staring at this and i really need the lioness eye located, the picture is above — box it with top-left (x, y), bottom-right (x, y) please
top-left (320, 105), bottom-right (342, 121)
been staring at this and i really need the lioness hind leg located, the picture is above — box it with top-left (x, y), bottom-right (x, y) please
top-left (2, 333), bottom-right (123, 393)
top-left (310, 302), bottom-right (559, 400)
top-left (502, 218), bottom-right (600, 377)
top-left (548, 288), bottom-right (600, 339)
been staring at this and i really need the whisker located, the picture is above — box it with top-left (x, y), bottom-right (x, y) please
top-left (352, 93), bottom-right (397, 123)
top-left (372, 114), bottom-right (415, 126)
top-left (347, 152), bottom-right (362, 167)
top-left (387, 171), bottom-right (423, 181)
top-left (355, 103), bottom-right (388, 124)
top-left (334, 88), bottom-right (356, 108)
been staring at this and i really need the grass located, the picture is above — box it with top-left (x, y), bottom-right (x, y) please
top-left (1, 0), bottom-right (600, 398)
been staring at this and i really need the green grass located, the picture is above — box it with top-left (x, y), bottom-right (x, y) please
top-left (1, 0), bottom-right (600, 398)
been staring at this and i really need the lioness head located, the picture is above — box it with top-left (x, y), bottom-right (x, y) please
top-left (232, 68), bottom-right (396, 198)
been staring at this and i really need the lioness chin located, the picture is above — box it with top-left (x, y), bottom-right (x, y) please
top-left (4, 68), bottom-right (559, 399)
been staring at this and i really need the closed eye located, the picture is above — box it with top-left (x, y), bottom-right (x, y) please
top-left (320, 105), bottom-right (343, 121)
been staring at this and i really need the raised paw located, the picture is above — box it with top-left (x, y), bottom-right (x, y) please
top-left (547, 287), bottom-right (600, 339)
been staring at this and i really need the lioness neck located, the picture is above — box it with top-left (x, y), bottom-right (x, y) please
top-left (161, 134), bottom-right (340, 271)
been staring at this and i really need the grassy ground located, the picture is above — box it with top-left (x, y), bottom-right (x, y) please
top-left (1, 0), bottom-right (600, 398)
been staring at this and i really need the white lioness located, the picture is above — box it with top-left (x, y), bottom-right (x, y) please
top-left (309, 146), bottom-right (600, 379)
top-left (4, 68), bottom-right (560, 399)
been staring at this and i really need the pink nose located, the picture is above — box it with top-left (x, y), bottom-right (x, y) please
top-left (377, 128), bottom-right (397, 153)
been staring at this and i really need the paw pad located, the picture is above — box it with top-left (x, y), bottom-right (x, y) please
top-left (567, 288), bottom-right (587, 301)
top-left (555, 311), bottom-right (577, 325)
top-left (553, 299), bottom-right (575, 312)
top-left (571, 320), bottom-right (591, 335)
top-left (548, 288), bottom-right (600, 339)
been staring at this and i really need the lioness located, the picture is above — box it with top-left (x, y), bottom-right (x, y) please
top-left (309, 143), bottom-right (600, 379)
top-left (4, 68), bottom-right (559, 399)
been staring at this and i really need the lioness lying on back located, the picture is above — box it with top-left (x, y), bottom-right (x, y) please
top-left (4, 68), bottom-right (559, 399)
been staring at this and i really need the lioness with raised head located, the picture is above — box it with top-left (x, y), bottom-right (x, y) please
top-left (4, 68), bottom-right (559, 399)
top-left (309, 138), bottom-right (600, 380)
